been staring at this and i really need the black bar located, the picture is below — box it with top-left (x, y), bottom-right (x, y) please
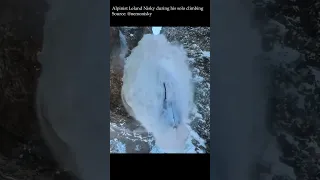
top-left (110, 0), bottom-right (210, 26)
top-left (110, 154), bottom-right (210, 179)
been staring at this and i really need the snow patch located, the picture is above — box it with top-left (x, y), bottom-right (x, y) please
top-left (110, 139), bottom-right (126, 153)
top-left (202, 51), bottom-right (210, 58)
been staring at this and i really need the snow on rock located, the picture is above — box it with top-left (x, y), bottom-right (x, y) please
top-left (253, 0), bottom-right (320, 179)
top-left (269, 52), bottom-right (320, 180)
top-left (161, 27), bottom-right (211, 152)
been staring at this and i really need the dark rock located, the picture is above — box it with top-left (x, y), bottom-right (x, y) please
top-left (110, 27), bottom-right (152, 117)
top-left (253, 0), bottom-right (320, 179)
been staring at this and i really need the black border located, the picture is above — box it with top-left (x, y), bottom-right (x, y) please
top-left (110, 0), bottom-right (209, 26)
top-left (110, 154), bottom-right (210, 179)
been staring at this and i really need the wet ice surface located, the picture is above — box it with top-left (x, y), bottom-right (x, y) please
top-left (109, 70), bottom-right (208, 154)
top-left (110, 44), bottom-right (209, 153)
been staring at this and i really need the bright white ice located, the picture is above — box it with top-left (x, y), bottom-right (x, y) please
top-left (152, 27), bottom-right (162, 35)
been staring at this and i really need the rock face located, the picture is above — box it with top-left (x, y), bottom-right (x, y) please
top-left (0, 0), bottom-right (46, 152)
top-left (119, 26), bottom-right (152, 56)
top-left (110, 27), bottom-right (210, 153)
top-left (250, 1), bottom-right (320, 179)
top-left (110, 27), bottom-right (127, 116)
top-left (110, 27), bottom-right (152, 116)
